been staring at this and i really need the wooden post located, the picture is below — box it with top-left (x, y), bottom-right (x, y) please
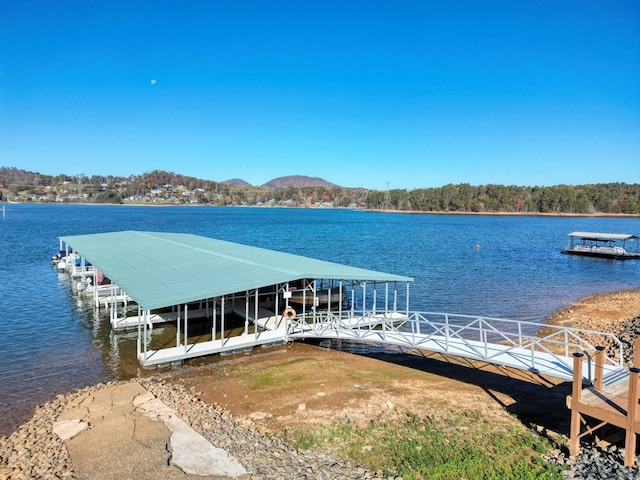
top-left (624, 367), bottom-right (640, 467)
top-left (594, 346), bottom-right (605, 390)
top-left (634, 332), bottom-right (640, 369)
top-left (570, 352), bottom-right (584, 457)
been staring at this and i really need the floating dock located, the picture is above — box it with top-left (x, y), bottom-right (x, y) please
top-left (55, 231), bottom-right (625, 380)
top-left (561, 231), bottom-right (640, 260)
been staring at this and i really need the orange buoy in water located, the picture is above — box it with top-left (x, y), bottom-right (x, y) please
top-left (475, 244), bottom-right (480, 249)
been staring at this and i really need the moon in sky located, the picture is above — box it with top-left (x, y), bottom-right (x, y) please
top-left (150, 79), bottom-right (157, 85)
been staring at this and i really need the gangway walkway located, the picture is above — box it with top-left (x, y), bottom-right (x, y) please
top-left (135, 306), bottom-right (626, 388)
top-left (286, 311), bottom-right (626, 385)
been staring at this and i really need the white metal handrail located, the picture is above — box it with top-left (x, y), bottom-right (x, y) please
top-left (287, 310), bottom-right (624, 371)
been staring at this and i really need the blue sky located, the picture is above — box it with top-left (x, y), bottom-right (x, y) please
top-left (1, 1), bottom-right (638, 190)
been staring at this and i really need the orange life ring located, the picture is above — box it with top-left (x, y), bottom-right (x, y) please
top-left (283, 307), bottom-right (296, 319)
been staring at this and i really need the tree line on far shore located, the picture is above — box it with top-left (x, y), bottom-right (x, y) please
top-left (366, 182), bottom-right (640, 214)
top-left (0, 167), bottom-right (638, 215)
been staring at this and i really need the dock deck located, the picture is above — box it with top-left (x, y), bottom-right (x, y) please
top-left (138, 330), bottom-right (287, 367)
top-left (568, 335), bottom-right (640, 467)
top-left (561, 231), bottom-right (640, 260)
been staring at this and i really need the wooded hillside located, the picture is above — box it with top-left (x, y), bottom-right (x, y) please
top-left (1, 167), bottom-right (638, 214)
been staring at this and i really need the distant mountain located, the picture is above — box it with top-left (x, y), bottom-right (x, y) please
top-left (261, 175), bottom-right (340, 189)
top-left (221, 178), bottom-right (252, 187)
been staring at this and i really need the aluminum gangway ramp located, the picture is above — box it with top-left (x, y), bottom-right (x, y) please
top-left (287, 311), bottom-right (626, 384)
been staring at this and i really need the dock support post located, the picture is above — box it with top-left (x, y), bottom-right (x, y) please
top-left (634, 332), bottom-right (640, 369)
top-left (372, 281), bottom-right (377, 316)
top-left (212, 299), bottom-right (217, 341)
top-left (570, 352), bottom-right (584, 457)
top-left (221, 297), bottom-right (225, 343)
top-left (244, 291), bottom-right (249, 336)
top-left (254, 290), bottom-right (259, 338)
top-left (624, 367), bottom-right (640, 467)
top-left (184, 304), bottom-right (189, 353)
top-left (594, 346), bottom-right (605, 390)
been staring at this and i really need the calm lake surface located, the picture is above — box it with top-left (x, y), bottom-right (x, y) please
top-left (1, 204), bottom-right (638, 435)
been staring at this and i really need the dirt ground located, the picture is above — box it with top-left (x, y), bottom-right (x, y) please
top-left (163, 288), bottom-right (640, 442)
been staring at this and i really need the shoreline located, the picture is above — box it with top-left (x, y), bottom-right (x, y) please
top-left (541, 287), bottom-right (640, 365)
top-left (543, 287), bottom-right (640, 335)
top-left (2, 288), bottom-right (639, 430)
top-left (2, 287), bottom-right (640, 478)
top-left (4, 201), bottom-right (639, 217)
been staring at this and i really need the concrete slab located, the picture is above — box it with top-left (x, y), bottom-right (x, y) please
top-left (55, 382), bottom-right (247, 480)
top-left (52, 419), bottom-right (89, 441)
top-left (166, 413), bottom-right (247, 476)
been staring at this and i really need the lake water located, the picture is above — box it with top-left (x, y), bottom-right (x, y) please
top-left (1, 204), bottom-right (638, 436)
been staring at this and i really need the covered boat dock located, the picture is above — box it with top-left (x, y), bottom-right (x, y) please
top-left (58, 231), bottom-right (640, 466)
top-left (59, 231), bottom-right (413, 367)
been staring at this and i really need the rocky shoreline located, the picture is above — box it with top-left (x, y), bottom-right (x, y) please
top-left (0, 378), bottom-right (387, 480)
top-left (3, 377), bottom-right (640, 480)
top-left (2, 288), bottom-right (640, 479)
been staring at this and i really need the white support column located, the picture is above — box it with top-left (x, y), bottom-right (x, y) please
top-left (91, 270), bottom-right (97, 307)
top-left (385, 281), bottom-right (389, 315)
top-left (212, 298), bottom-right (217, 341)
top-left (275, 286), bottom-right (281, 331)
top-left (310, 279), bottom-right (315, 323)
top-left (393, 282), bottom-right (397, 311)
top-left (221, 297), bottom-right (226, 343)
top-left (136, 305), bottom-right (142, 358)
top-left (244, 291), bottom-right (249, 336)
top-left (176, 305), bottom-right (181, 347)
top-left (372, 281), bottom-right (377, 315)
top-left (254, 289), bottom-right (259, 338)
top-left (405, 282), bottom-right (410, 316)
top-left (362, 281), bottom-right (367, 314)
top-left (143, 309), bottom-right (148, 359)
top-left (184, 304), bottom-right (189, 353)
top-left (350, 282), bottom-right (355, 316)
top-left (327, 281), bottom-right (332, 321)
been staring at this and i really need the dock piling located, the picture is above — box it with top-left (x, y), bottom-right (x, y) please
top-left (595, 346), bottom-right (605, 390)
top-left (624, 367), bottom-right (640, 467)
top-left (570, 352), bottom-right (585, 457)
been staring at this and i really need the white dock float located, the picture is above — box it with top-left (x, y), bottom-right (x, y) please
top-left (99, 294), bottom-right (133, 309)
top-left (138, 330), bottom-right (287, 367)
top-left (111, 307), bottom-right (211, 331)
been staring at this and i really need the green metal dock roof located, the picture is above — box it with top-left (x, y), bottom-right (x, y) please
top-left (60, 231), bottom-right (413, 311)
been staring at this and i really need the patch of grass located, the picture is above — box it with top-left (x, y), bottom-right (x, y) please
top-left (290, 373), bottom-right (304, 382)
top-left (250, 371), bottom-right (275, 389)
top-left (248, 365), bottom-right (305, 390)
top-left (286, 411), bottom-right (563, 480)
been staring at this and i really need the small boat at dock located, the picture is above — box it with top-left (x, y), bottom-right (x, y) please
top-left (561, 232), bottom-right (640, 260)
